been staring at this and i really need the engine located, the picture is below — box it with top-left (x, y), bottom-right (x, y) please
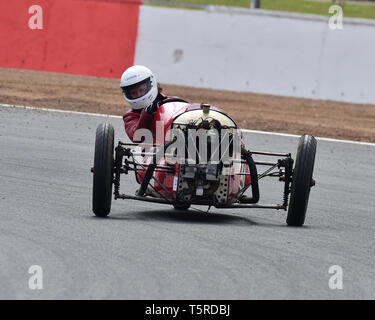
top-left (169, 104), bottom-right (241, 206)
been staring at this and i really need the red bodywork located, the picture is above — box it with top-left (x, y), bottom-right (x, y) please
top-left (136, 102), bottom-right (251, 205)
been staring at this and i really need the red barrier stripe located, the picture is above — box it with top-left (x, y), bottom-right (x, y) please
top-left (0, 0), bottom-right (141, 78)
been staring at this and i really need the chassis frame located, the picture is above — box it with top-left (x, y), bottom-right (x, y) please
top-left (110, 141), bottom-right (296, 211)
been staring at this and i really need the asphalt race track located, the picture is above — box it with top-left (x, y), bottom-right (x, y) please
top-left (0, 106), bottom-right (374, 299)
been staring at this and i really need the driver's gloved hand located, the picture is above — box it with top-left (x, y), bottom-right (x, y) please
top-left (145, 101), bottom-right (159, 115)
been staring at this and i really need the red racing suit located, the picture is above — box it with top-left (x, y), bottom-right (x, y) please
top-left (123, 93), bottom-right (168, 142)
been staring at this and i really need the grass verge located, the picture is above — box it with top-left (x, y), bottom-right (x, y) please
top-left (145, 0), bottom-right (375, 20)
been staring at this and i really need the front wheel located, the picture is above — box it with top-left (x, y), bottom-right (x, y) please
top-left (287, 135), bottom-right (317, 226)
top-left (92, 123), bottom-right (114, 217)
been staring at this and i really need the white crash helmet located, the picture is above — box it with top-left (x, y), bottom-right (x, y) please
top-left (120, 65), bottom-right (158, 110)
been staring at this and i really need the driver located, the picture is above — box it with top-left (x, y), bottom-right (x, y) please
top-left (121, 65), bottom-right (168, 142)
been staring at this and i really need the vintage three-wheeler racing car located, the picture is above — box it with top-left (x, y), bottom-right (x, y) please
top-left (91, 98), bottom-right (317, 226)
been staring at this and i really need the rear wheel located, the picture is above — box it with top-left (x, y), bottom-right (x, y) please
top-left (92, 123), bottom-right (114, 217)
top-left (287, 135), bottom-right (317, 226)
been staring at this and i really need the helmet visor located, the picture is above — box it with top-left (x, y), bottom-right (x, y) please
top-left (122, 77), bottom-right (152, 100)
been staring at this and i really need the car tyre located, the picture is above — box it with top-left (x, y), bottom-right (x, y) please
top-left (287, 135), bottom-right (317, 226)
top-left (92, 123), bottom-right (114, 217)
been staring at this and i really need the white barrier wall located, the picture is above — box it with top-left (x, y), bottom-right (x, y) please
top-left (135, 6), bottom-right (375, 104)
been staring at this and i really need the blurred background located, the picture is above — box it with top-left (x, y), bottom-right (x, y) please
top-left (143, 0), bottom-right (375, 19)
top-left (1, 0), bottom-right (374, 141)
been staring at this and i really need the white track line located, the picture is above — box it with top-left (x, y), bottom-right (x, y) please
top-left (0, 103), bottom-right (122, 119)
top-left (2, 103), bottom-right (375, 147)
top-left (241, 129), bottom-right (375, 146)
